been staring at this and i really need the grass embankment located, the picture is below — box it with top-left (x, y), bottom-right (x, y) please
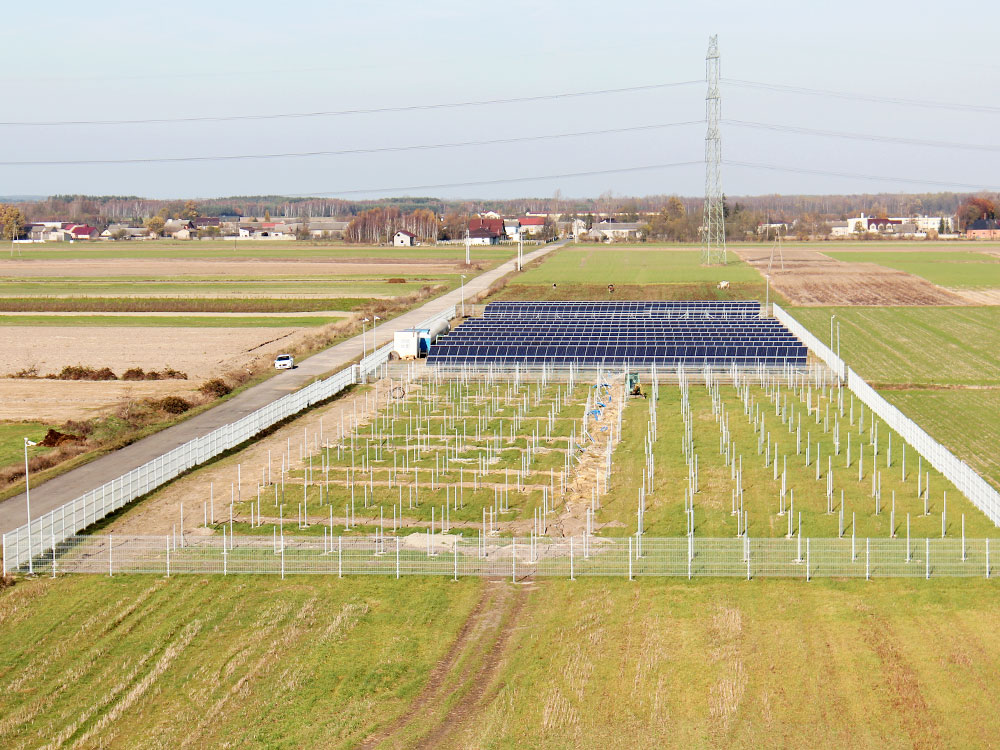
top-left (0, 423), bottom-right (53, 466)
top-left (0, 575), bottom-right (483, 748)
top-left (825, 250), bottom-right (1000, 288)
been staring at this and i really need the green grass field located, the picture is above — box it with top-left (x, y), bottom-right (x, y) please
top-left (0, 314), bottom-right (343, 328)
top-left (3, 575), bottom-right (1000, 748)
top-left (515, 248), bottom-right (763, 286)
top-left (825, 250), bottom-right (1000, 288)
top-left (0, 422), bottom-right (53, 467)
top-left (791, 306), bottom-right (1000, 385)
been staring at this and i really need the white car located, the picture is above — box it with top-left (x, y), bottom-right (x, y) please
top-left (274, 354), bottom-right (294, 370)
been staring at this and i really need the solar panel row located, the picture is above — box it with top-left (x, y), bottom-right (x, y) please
top-left (428, 300), bottom-right (807, 367)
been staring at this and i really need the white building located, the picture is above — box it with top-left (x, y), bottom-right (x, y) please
top-left (393, 230), bottom-right (416, 247)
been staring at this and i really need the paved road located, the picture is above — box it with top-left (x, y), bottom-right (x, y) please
top-left (0, 240), bottom-right (564, 535)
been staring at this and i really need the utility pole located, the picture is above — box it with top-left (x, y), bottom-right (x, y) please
top-left (517, 233), bottom-right (523, 271)
top-left (464, 228), bottom-right (470, 266)
top-left (701, 34), bottom-right (727, 266)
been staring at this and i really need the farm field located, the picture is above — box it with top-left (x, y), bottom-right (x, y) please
top-left (791, 306), bottom-right (1000, 385)
top-left (883, 389), bottom-right (1000, 491)
top-left (825, 250), bottom-right (1000, 289)
top-left (2, 575), bottom-right (1000, 748)
top-left (0, 314), bottom-right (343, 327)
top-left (514, 247), bottom-right (763, 286)
top-left (6, 240), bottom-right (517, 263)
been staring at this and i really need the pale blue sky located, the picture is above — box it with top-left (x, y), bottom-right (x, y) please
top-left (1, 0), bottom-right (997, 200)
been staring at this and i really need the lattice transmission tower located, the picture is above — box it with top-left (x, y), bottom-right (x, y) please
top-left (701, 35), bottom-right (727, 265)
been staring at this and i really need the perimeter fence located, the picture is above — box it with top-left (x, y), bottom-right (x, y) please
top-left (2, 307), bottom-right (455, 573)
top-left (19, 534), bottom-right (998, 580)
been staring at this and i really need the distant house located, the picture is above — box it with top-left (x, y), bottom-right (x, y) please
top-left (307, 219), bottom-right (349, 239)
top-left (101, 224), bottom-right (150, 240)
top-left (967, 219), bottom-right (1000, 240)
top-left (163, 219), bottom-right (193, 238)
top-left (468, 227), bottom-right (500, 245)
top-left (588, 220), bottom-right (642, 241)
top-left (393, 230), bottom-right (416, 247)
top-left (503, 219), bottom-right (521, 240)
top-left (192, 217), bottom-right (221, 229)
top-left (518, 216), bottom-right (546, 236)
top-left (469, 217), bottom-right (504, 237)
top-left (65, 224), bottom-right (99, 240)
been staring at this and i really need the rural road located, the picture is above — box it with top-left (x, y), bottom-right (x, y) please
top-left (0, 240), bottom-right (566, 535)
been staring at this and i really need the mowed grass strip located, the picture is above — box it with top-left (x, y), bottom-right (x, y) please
top-left (0, 314), bottom-right (343, 327)
top-left (461, 578), bottom-right (1000, 749)
top-left (825, 250), bottom-right (1000, 288)
top-left (514, 247), bottom-right (764, 286)
top-left (791, 306), bottom-right (1000, 385)
top-left (0, 575), bottom-right (483, 749)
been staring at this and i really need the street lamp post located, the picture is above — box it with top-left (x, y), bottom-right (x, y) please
top-left (460, 274), bottom-right (467, 317)
top-left (24, 437), bottom-right (35, 575)
top-left (372, 316), bottom-right (381, 354)
top-left (361, 317), bottom-right (369, 358)
top-left (830, 315), bottom-right (836, 350)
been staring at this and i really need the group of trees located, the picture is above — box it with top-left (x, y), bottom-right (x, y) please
top-left (956, 197), bottom-right (996, 229)
top-left (0, 203), bottom-right (27, 240)
top-left (344, 207), bottom-right (439, 244)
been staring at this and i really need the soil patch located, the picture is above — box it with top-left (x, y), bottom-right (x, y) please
top-left (733, 247), bottom-right (966, 306)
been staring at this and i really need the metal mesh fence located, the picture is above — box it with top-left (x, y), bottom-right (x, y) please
top-left (22, 535), bottom-right (997, 579)
top-left (2, 307), bottom-right (455, 573)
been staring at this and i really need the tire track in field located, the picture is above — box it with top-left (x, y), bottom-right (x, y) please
top-left (359, 581), bottom-right (527, 750)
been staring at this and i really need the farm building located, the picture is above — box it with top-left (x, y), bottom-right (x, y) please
top-left (967, 219), bottom-right (1000, 240)
top-left (393, 230), bottom-right (417, 247)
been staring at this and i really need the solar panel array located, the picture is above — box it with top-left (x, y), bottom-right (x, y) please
top-left (427, 300), bottom-right (808, 367)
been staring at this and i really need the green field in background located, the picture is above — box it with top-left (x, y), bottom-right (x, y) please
top-left (0, 422), bottom-right (53, 467)
top-left (791, 306), bottom-right (1000, 385)
top-left (514, 248), bottom-right (763, 286)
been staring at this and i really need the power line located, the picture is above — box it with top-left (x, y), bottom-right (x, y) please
top-left (0, 80), bottom-right (701, 127)
top-left (0, 121), bottom-right (703, 167)
top-left (725, 159), bottom-right (995, 191)
top-left (725, 119), bottom-right (1000, 151)
top-left (286, 160), bottom-right (704, 197)
top-left (723, 78), bottom-right (1000, 115)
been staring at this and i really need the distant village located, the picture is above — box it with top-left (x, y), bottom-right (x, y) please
top-left (12, 208), bottom-right (1000, 244)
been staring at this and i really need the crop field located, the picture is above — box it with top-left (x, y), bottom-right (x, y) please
top-left (2, 574), bottom-right (1000, 747)
top-left (791, 306), bottom-right (1000, 385)
top-left (8, 240), bottom-right (516, 263)
top-left (0, 314), bottom-right (343, 328)
top-left (514, 247), bottom-right (763, 286)
top-left (825, 250), bottom-right (1000, 289)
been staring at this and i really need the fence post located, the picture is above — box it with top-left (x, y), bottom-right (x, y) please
top-left (108, 533), bottom-right (113, 577)
top-left (988, 539), bottom-right (991, 579)
top-left (280, 540), bottom-right (285, 579)
top-left (925, 538), bottom-right (929, 579)
top-left (338, 536), bottom-right (342, 578)
top-left (865, 538), bottom-right (870, 580)
top-left (570, 537), bottom-right (574, 581)
top-left (806, 538), bottom-right (810, 582)
top-left (166, 536), bottom-right (170, 577)
top-left (396, 536), bottom-right (400, 579)
top-left (453, 535), bottom-right (458, 582)
top-left (512, 538), bottom-right (516, 582)
top-left (628, 537), bottom-right (633, 581)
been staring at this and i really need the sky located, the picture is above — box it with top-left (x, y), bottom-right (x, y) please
top-left (1, 0), bottom-right (998, 200)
